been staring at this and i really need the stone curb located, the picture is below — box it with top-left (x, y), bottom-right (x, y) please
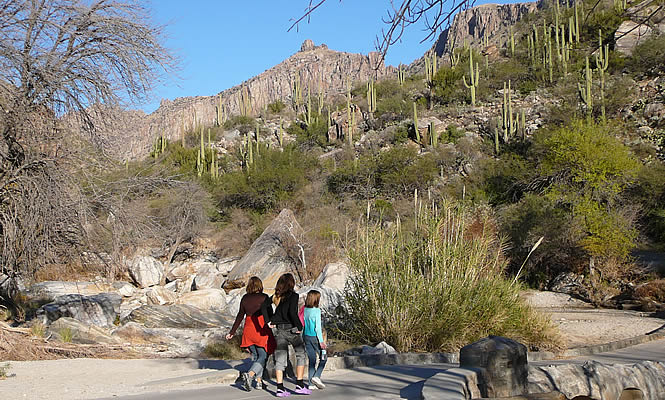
top-left (422, 331), bottom-right (665, 400)
top-left (528, 328), bottom-right (665, 361)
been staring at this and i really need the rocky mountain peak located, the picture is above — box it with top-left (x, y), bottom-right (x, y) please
top-left (434, 1), bottom-right (538, 57)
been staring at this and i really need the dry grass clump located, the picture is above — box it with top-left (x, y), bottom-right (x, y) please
top-left (340, 200), bottom-right (562, 353)
top-left (634, 279), bottom-right (665, 303)
top-left (203, 335), bottom-right (246, 360)
top-left (0, 321), bottom-right (141, 361)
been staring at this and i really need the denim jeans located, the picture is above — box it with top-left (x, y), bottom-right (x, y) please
top-left (303, 335), bottom-right (326, 383)
top-left (248, 345), bottom-right (267, 378)
top-left (273, 327), bottom-right (306, 371)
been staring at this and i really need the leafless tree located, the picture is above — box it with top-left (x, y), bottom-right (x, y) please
top-left (289, 0), bottom-right (473, 59)
top-left (0, 0), bottom-right (177, 294)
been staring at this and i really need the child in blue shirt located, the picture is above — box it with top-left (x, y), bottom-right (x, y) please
top-left (303, 290), bottom-right (327, 390)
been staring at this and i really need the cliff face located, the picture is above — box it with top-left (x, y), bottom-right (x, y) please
top-left (102, 40), bottom-right (395, 160)
top-left (433, 2), bottom-right (539, 57)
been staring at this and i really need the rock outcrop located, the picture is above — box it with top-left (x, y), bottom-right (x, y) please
top-left (225, 209), bottom-right (305, 290)
top-left (433, 2), bottom-right (538, 57)
top-left (615, 0), bottom-right (665, 55)
top-left (127, 256), bottom-right (164, 288)
top-left (126, 304), bottom-right (231, 329)
top-left (36, 293), bottom-right (121, 327)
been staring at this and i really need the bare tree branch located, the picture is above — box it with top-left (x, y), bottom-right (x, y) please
top-left (289, 0), bottom-right (473, 60)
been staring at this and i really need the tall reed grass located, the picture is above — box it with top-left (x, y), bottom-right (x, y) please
top-left (342, 199), bottom-right (560, 352)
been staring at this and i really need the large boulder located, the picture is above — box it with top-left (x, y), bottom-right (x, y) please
top-left (146, 286), bottom-right (178, 306)
top-left (127, 255), bottom-right (164, 288)
top-left (460, 336), bottom-right (528, 398)
top-left (298, 261), bottom-right (349, 313)
top-left (49, 317), bottom-right (120, 345)
top-left (177, 288), bottom-right (227, 310)
top-left (126, 304), bottom-right (231, 329)
top-left (36, 293), bottom-right (121, 327)
top-left (225, 209), bottom-right (304, 290)
top-left (193, 265), bottom-right (225, 290)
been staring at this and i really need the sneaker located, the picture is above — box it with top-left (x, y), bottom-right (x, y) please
top-left (241, 372), bottom-right (252, 392)
top-left (293, 386), bottom-right (312, 395)
top-left (257, 381), bottom-right (268, 390)
top-left (311, 377), bottom-right (326, 389)
top-left (307, 385), bottom-right (317, 390)
top-left (276, 388), bottom-right (291, 397)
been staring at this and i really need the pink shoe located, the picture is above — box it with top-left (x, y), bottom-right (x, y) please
top-left (276, 388), bottom-right (291, 397)
top-left (294, 386), bottom-right (312, 395)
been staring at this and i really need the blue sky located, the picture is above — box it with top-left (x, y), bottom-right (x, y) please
top-left (144, 1), bottom-right (515, 113)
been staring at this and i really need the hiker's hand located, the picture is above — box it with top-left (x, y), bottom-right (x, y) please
top-left (321, 342), bottom-right (327, 350)
top-left (226, 334), bottom-right (233, 340)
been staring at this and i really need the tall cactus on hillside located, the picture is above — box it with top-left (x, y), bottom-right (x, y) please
top-left (346, 78), bottom-right (352, 144)
top-left (595, 29), bottom-right (610, 120)
top-left (502, 81), bottom-right (518, 142)
top-left (413, 102), bottom-right (420, 144)
top-left (462, 48), bottom-right (479, 106)
top-left (578, 56), bottom-right (593, 118)
top-left (291, 74), bottom-right (302, 111)
top-left (510, 26), bottom-right (515, 57)
top-left (397, 64), bottom-right (406, 86)
top-left (429, 121), bottom-right (437, 147)
top-left (367, 79), bottom-right (376, 113)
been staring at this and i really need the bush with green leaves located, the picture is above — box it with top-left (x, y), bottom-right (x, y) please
top-left (340, 200), bottom-right (559, 352)
top-left (628, 34), bottom-right (665, 77)
top-left (373, 79), bottom-right (416, 118)
top-left (215, 144), bottom-right (318, 214)
top-left (267, 100), bottom-right (287, 114)
top-left (498, 120), bottom-right (641, 284)
top-left (288, 117), bottom-right (329, 148)
top-left (223, 115), bottom-right (256, 134)
top-left (327, 146), bottom-right (439, 198)
top-left (431, 66), bottom-right (463, 103)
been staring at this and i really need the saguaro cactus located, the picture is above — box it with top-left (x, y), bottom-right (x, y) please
top-left (397, 64), bottom-right (405, 86)
top-left (578, 56), bottom-right (593, 117)
top-left (595, 29), bottom-right (609, 120)
top-left (462, 48), bottom-right (479, 106)
top-left (367, 79), bottom-right (376, 113)
top-left (413, 102), bottom-right (420, 144)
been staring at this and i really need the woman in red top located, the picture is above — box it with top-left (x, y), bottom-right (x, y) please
top-left (226, 276), bottom-right (275, 392)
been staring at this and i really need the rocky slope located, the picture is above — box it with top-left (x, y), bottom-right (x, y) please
top-left (101, 40), bottom-right (395, 161)
top-left (433, 1), bottom-right (538, 57)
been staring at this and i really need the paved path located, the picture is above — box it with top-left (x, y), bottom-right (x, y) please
top-left (101, 339), bottom-right (665, 400)
top-left (100, 363), bottom-right (455, 400)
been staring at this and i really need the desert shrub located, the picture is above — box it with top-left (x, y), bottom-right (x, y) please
top-left (499, 120), bottom-right (641, 285)
top-left (327, 146), bottom-right (439, 198)
top-left (0, 362), bottom-right (11, 379)
top-left (631, 161), bottom-right (665, 244)
top-left (203, 335), bottom-right (246, 359)
top-left (373, 79), bottom-right (416, 118)
top-left (340, 201), bottom-right (560, 352)
top-left (432, 66), bottom-right (464, 103)
top-left (58, 327), bottom-right (74, 343)
top-left (628, 34), bottom-right (665, 77)
top-left (500, 194), bottom-right (585, 285)
top-left (223, 115), bottom-right (256, 134)
top-left (288, 117), bottom-right (329, 148)
top-left (215, 144), bottom-right (318, 214)
top-left (267, 100), bottom-right (286, 114)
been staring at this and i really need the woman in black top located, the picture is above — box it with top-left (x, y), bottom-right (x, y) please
top-left (261, 273), bottom-right (311, 397)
